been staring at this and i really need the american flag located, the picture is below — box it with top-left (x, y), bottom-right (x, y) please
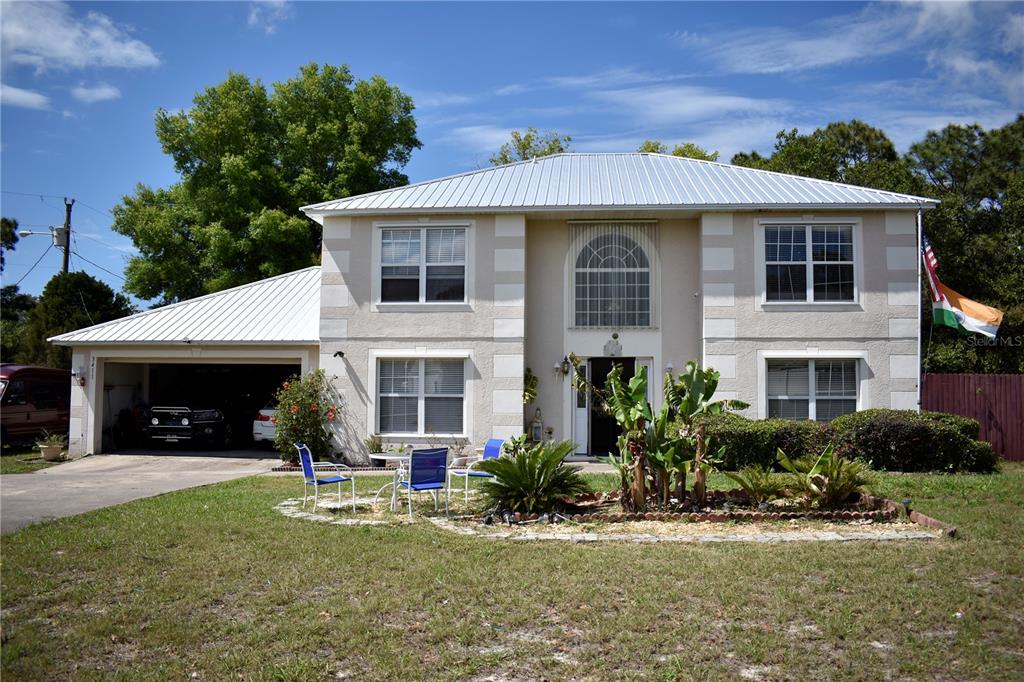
top-left (921, 232), bottom-right (942, 302)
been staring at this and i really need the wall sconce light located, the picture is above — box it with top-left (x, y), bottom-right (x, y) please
top-left (665, 361), bottom-right (674, 374)
top-left (70, 367), bottom-right (86, 387)
top-left (554, 356), bottom-right (570, 378)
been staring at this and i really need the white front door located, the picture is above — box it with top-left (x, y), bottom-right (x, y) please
top-left (572, 362), bottom-right (589, 454)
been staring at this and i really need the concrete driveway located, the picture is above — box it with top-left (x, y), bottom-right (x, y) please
top-left (1, 454), bottom-right (276, 534)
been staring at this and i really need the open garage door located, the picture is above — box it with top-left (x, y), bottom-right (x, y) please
top-left (103, 362), bottom-right (300, 453)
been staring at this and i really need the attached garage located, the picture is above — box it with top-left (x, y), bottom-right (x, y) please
top-left (49, 268), bottom-right (321, 457)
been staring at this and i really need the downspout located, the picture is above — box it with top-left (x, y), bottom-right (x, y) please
top-left (916, 206), bottom-right (923, 413)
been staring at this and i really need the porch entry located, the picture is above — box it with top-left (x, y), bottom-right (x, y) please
top-left (573, 357), bottom-right (652, 456)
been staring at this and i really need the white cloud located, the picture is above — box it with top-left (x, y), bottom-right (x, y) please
top-left (671, 2), bottom-right (976, 75)
top-left (71, 82), bottom-right (121, 103)
top-left (440, 125), bottom-right (514, 153)
top-left (0, 83), bottom-right (50, 109)
top-left (546, 67), bottom-right (684, 89)
top-left (411, 90), bottom-right (476, 109)
top-left (590, 85), bottom-right (789, 126)
top-left (999, 14), bottom-right (1024, 53)
top-left (1, 1), bottom-right (160, 72)
top-left (247, 1), bottom-right (293, 35)
top-left (495, 83), bottom-right (528, 97)
top-left (927, 51), bottom-right (1024, 105)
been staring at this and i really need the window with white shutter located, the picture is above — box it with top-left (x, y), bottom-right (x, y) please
top-left (380, 227), bottom-right (466, 303)
top-left (377, 358), bottom-right (465, 434)
top-left (766, 358), bottom-right (858, 421)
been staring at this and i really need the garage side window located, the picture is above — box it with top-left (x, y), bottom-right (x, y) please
top-left (380, 227), bottom-right (466, 303)
top-left (378, 358), bottom-right (465, 435)
top-left (766, 358), bottom-right (857, 422)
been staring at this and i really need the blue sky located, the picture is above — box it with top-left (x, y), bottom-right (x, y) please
top-left (2, 1), bottom-right (1021, 304)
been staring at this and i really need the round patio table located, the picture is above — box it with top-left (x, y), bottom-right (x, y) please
top-left (370, 453), bottom-right (411, 512)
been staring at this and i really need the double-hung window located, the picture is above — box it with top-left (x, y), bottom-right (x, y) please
top-left (766, 358), bottom-right (858, 421)
top-left (380, 227), bottom-right (466, 303)
top-left (377, 358), bottom-right (465, 435)
top-left (765, 224), bottom-right (855, 302)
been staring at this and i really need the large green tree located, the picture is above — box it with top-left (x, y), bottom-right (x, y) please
top-left (490, 127), bottom-right (571, 165)
top-left (1, 285), bottom-right (36, 362)
top-left (907, 117), bottom-right (1024, 373)
top-left (1, 217), bottom-right (19, 272)
top-left (637, 140), bottom-right (719, 161)
top-left (17, 273), bottom-right (135, 369)
top-left (731, 120), bottom-right (920, 194)
top-left (113, 63), bottom-right (421, 304)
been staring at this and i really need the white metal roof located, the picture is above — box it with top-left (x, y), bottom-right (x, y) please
top-left (50, 267), bottom-right (320, 346)
top-left (302, 153), bottom-right (937, 219)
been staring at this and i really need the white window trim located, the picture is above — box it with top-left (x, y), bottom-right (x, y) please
top-left (756, 350), bottom-right (868, 420)
top-left (371, 220), bottom-right (475, 312)
top-left (367, 348), bottom-right (473, 439)
top-left (754, 218), bottom-right (864, 310)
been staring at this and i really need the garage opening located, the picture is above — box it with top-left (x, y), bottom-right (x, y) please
top-left (103, 362), bottom-right (300, 453)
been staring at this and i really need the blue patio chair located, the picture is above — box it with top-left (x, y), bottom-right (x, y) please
top-left (296, 443), bottom-right (356, 512)
top-left (448, 438), bottom-right (503, 503)
top-left (397, 447), bottom-right (449, 518)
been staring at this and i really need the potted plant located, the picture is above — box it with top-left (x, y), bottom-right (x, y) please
top-left (365, 434), bottom-right (386, 467)
top-left (36, 432), bottom-right (68, 462)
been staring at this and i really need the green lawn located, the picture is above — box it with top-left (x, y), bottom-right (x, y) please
top-left (2, 466), bottom-right (1022, 680)
top-left (0, 448), bottom-right (59, 475)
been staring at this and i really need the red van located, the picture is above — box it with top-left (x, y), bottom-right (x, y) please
top-left (0, 364), bottom-right (71, 447)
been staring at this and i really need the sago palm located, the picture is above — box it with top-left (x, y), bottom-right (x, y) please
top-left (477, 440), bottom-right (590, 514)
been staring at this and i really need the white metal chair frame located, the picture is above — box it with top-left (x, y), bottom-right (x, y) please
top-left (303, 461), bottom-right (357, 512)
top-left (447, 453), bottom-right (488, 503)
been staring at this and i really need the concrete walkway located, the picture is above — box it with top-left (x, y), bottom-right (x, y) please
top-left (1, 454), bottom-right (276, 534)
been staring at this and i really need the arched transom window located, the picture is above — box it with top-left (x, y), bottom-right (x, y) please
top-left (573, 225), bottom-right (655, 328)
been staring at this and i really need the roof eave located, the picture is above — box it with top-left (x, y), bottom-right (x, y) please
top-left (48, 338), bottom-right (320, 347)
top-left (302, 201), bottom-right (939, 217)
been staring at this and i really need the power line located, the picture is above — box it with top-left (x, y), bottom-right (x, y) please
top-left (70, 248), bottom-right (126, 281)
top-left (14, 244), bottom-right (54, 286)
top-left (1, 190), bottom-right (66, 200)
top-left (76, 200), bottom-right (114, 219)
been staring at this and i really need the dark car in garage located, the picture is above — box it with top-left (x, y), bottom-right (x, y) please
top-left (141, 405), bottom-right (233, 448)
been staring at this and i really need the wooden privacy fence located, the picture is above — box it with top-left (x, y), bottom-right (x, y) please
top-left (922, 374), bottom-right (1024, 461)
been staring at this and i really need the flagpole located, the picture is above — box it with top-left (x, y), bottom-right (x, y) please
top-left (916, 206), bottom-right (923, 413)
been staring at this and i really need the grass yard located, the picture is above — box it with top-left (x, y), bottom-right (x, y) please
top-left (2, 466), bottom-right (1023, 680)
top-left (0, 448), bottom-right (59, 475)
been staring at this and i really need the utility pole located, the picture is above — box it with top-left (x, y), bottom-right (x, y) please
top-left (61, 197), bottom-right (74, 273)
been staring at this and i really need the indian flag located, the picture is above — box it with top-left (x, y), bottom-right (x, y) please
top-left (921, 232), bottom-right (1003, 338)
top-left (932, 282), bottom-right (1004, 338)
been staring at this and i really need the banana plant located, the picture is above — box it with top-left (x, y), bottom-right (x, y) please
top-left (604, 363), bottom-right (653, 511)
top-left (669, 361), bottom-right (749, 506)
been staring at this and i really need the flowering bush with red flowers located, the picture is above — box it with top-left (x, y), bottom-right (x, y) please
top-left (273, 369), bottom-right (340, 462)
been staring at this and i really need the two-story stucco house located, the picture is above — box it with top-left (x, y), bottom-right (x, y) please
top-left (54, 153), bottom-right (936, 459)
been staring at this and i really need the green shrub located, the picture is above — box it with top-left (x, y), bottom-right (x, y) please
top-left (272, 370), bottom-right (339, 463)
top-left (919, 410), bottom-right (981, 441)
top-left (832, 409), bottom-right (997, 473)
top-left (477, 440), bottom-right (590, 514)
top-left (693, 409), bottom-right (997, 473)
top-left (695, 412), bottom-right (777, 469)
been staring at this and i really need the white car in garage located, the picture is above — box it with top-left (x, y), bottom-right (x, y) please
top-left (252, 404), bottom-right (276, 444)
